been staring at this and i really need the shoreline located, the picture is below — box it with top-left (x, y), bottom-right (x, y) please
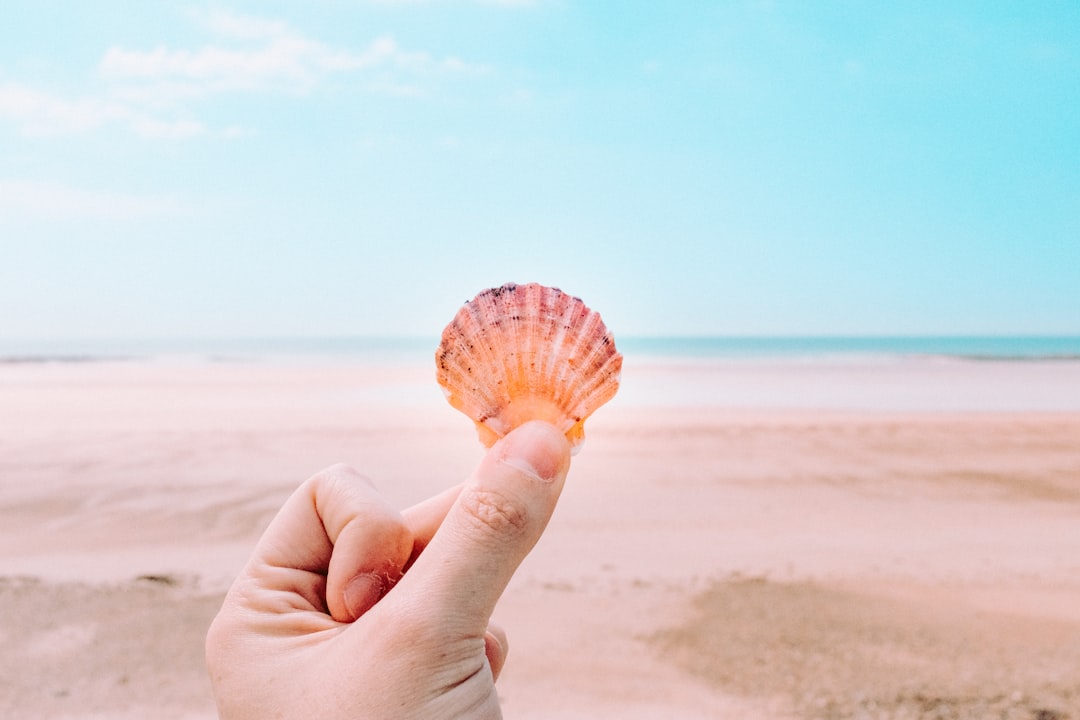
top-left (4, 332), bottom-right (1080, 367)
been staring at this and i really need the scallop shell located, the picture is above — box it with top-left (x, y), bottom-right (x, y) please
top-left (436, 283), bottom-right (622, 454)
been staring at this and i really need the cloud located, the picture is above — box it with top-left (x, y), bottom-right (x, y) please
top-left (0, 82), bottom-right (206, 138)
top-left (440, 55), bottom-right (490, 73)
top-left (0, 8), bottom-right (489, 139)
top-left (0, 179), bottom-right (186, 219)
top-left (99, 41), bottom-right (324, 93)
top-left (366, 0), bottom-right (536, 5)
top-left (99, 9), bottom-right (489, 94)
top-left (0, 82), bottom-right (125, 135)
top-left (196, 7), bottom-right (291, 40)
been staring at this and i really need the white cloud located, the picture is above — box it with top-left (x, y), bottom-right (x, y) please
top-left (106, 80), bottom-right (214, 111)
top-left (129, 116), bottom-right (206, 139)
top-left (98, 13), bottom-right (488, 95)
top-left (441, 55), bottom-right (491, 74)
top-left (0, 9), bottom-right (490, 139)
top-left (365, 79), bottom-right (427, 97)
top-left (100, 41), bottom-right (320, 92)
top-left (0, 82), bottom-right (125, 135)
top-left (367, 0), bottom-right (536, 5)
top-left (196, 7), bottom-right (291, 40)
top-left (0, 82), bottom-right (206, 138)
top-left (0, 179), bottom-right (186, 219)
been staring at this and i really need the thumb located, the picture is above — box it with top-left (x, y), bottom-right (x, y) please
top-left (391, 421), bottom-right (571, 635)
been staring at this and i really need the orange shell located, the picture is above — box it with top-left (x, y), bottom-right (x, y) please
top-left (436, 283), bottom-right (622, 453)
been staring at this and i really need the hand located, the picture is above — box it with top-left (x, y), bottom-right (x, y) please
top-left (205, 421), bottom-right (571, 720)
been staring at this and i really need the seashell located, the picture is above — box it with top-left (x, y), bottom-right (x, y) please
top-left (436, 282), bottom-right (622, 454)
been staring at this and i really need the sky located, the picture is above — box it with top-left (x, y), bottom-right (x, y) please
top-left (2, 0), bottom-right (1078, 342)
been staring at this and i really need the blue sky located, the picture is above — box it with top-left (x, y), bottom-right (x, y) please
top-left (2, 1), bottom-right (1078, 341)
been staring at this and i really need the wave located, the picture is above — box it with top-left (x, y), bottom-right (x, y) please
top-left (0, 354), bottom-right (136, 364)
top-left (3, 336), bottom-right (1080, 365)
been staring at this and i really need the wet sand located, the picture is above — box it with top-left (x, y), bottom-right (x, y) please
top-left (1, 359), bottom-right (1079, 719)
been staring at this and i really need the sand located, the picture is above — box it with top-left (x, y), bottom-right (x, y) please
top-left (1, 357), bottom-right (1079, 719)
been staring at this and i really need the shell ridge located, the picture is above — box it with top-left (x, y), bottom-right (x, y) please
top-left (576, 320), bottom-right (615, 383)
top-left (440, 296), bottom-right (506, 430)
top-left (568, 352), bottom-right (623, 420)
top-left (525, 285), bottom-right (558, 403)
top-left (544, 293), bottom-right (578, 408)
top-left (449, 313), bottom-right (498, 411)
top-left (535, 285), bottom-right (566, 401)
top-left (552, 299), bottom-right (597, 410)
top-left (563, 342), bottom-right (617, 420)
top-left (569, 316), bottom-right (617, 415)
top-left (437, 325), bottom-right (477, 405)
top-left (436, 283), bottom-right (621, 451)
top-left (504, 285), bottom-right (526, 415)
top-left (473, 290), bottom-right (516, 436)
top-left (439, 345), bottom-right (494, 421)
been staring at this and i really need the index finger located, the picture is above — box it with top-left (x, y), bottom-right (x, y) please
top-left (252, 463), bottom-right (413, 622)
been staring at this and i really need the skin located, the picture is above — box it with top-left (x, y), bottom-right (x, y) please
top-left (205, 421), bottom-right (572, 720)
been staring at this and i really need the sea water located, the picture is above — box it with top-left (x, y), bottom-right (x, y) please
top-left (3, 335), bottom-right (1080, 411)
top-left (4, 335), bottom-right (1080, 364)
top-left (617, 336), bottom-right (1080, 362)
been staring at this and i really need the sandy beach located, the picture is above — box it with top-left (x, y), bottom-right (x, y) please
top-left (2, 355), bottom-right (1079, 719)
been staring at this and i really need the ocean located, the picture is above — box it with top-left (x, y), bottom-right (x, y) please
top-left (619, 336), bottom-right (1080, 362)
top-left (3, 336), bottom-right (1080, 412)
top-left (3, 335), bottom-right (1080, 364)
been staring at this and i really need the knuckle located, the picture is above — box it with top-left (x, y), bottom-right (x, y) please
top-left (457, 487), bottom-right (529, 539)
top-left (311, 463), bottom-right (367, 485)
top-left (307, 464), bottom-right (378, 500)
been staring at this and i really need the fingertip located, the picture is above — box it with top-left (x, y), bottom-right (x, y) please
top-left (484, 625), bottom-right (509, 681)
top-left (342, 572), bottom-right (386, 621)
top-left (496, 421), bottom-right (571, 485)
top-left (304, 468), bottom-right (413, 623)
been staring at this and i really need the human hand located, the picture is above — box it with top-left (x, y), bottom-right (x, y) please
top-left (205, 421), bottom-right (571, 720)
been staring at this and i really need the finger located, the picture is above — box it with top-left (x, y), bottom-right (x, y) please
top-left (252, 463), bottom-right (413, 623)
top-left (485, 623), bottom-right (508, 682)
top-left (390, 421), bottom-right (571, 636)
top-left (401, 482), bottom-right (463, 559)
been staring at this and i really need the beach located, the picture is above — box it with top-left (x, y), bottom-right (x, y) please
top-left (2, 352), bottom-right (1079, 719)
